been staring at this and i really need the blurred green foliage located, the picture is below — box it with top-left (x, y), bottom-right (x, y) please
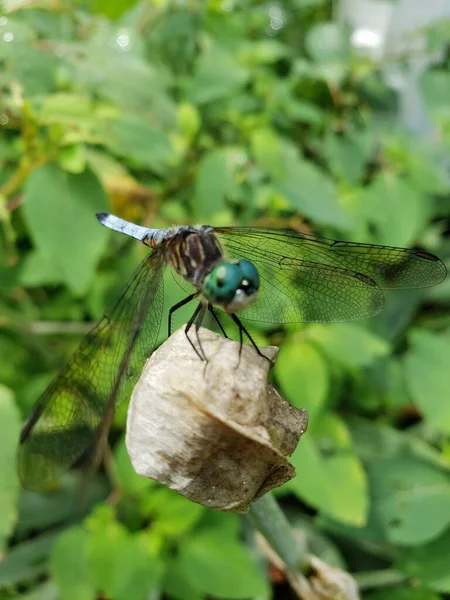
top-left (0, 0), bottom-right (449, 598)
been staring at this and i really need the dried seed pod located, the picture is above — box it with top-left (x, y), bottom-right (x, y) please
top-left (126, 326), bottom-right (308, 512)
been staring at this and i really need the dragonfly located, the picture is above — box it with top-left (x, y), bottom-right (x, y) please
top-left (17, 213), bottom-right (447, 490)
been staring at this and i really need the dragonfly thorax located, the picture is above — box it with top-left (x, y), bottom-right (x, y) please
top-left (203, 259), bottom-right (260, 312)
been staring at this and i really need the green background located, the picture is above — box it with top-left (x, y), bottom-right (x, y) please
top-left (1, 0), bottom-right (450, 598)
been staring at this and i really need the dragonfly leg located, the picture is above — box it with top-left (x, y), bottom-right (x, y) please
top-left (230, 313), bottom-right (272, 364)
top-left (168, 292), bottom-right (199, 336)
top-left (185, 301), bottom-right (206, 361)
top-left (208, 305), bottom-right (229, 339)
top-left (194, 302), bottom-right (208, 361)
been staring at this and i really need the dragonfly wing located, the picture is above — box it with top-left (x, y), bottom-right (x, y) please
top-left (17, 251), bottom-right (165, 490)
top-left (216, 228), bottom-right (446, 289)
top-left (215, 228), bottom-right (446, 324)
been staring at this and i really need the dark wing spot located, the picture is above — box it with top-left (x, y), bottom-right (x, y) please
top-left (353, 272), bottom-right (377, 287)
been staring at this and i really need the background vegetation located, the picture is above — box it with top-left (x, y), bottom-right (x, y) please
top-left (1, 0), bottom-right (449, 598)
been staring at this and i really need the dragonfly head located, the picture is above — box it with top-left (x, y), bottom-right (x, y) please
top-left (203, 259), bottom-right (260, 311)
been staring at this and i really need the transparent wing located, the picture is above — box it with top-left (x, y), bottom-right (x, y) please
top-left (214, 227), bottom-right (446, 324)
top-left (17, 251), bottom-right (165, 490)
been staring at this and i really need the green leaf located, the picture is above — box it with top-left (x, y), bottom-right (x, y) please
top-left (367, 585), bottom-right (441, 600)
top-left (306, 22), bottom-right (350, 63)
top-left (420, 70), bottom-right (450, 112)
top-left (290, 412), bottom-right (369, 525)
top-left (361, 172), bottom-right (429, 247)
top-left (369, 456), bottom-right (450, 545)
top-left (275, 339), bottom-right (329, 421)
top-left (85, 504), bottom-right (164, 599)
top-left (113, 437), bottom-right (153, 495)
top-left (0, 385), bottom-right (21, 553)
top-left (50, 528), bottom-right (96, 600)
top-left (17, 473), bottom-right (108, 536)
top-left (309, 323), bottom-right (390, 368)
top-left (92, 0), bottom-right (140, 19)
top-left (176, 532), bottom-right (269, 599)
top-left (251, 129), bottom-right (348, 227)
top-left (20, 249), bottom-right (63, 287)
top-left (305, 22), bottom-right (350, 85)
top-left (192, 148), bottom-right (242, 219)
top-left (348, 417), bottom-right (450, 471)
top-left (188, 45), bottom-right (248, 105)
top-left (104, 116), bottom-right (174, 175)
top-left (396, 528), bottom-right (450, 592)
top-left (324, 129), bottom-right (373, 184)
top-left (22, 163), bottom-right (109, 295)
top-left (0, 532), bottom-right (58, 587)
top-left (108, 534), bottom-right (164, 600)
top-left (404, 330), bottom-right (450, 433)
top-left (143, 486), bottom-right (204, 539)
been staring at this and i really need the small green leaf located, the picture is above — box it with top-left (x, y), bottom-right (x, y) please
top-left (58, 144), bottom-right (87, 174)
top-left (0, 385), bottom-right (21, 553)
top-left (50, 528), bottom-right (96, 600)
top-left (188, 45), bottom-right (248, 104)
top-left (22, 163), bottom-right (108, 295)
top-left (290, 413), bottom-right (369, 525)
top-left (306, 22), bottom-right (350, 63)
top-left (305, 22), bottom-right (350, 85)
top-left (309, 323), bottom-right (390, 368)
top-left (176, 532), bottom-right (269, 599)
top-left (143, 486), bottom-right (204, 539)
top-left (275, 339), bottom-right (329, 421)
top-left (404, 330), bottom-right (450, 433)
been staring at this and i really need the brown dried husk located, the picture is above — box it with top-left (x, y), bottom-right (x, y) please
top-left (126, 326), bottom-right (308, 512)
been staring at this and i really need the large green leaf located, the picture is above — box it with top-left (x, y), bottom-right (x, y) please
top-left (369, 456), bottom-right (450, 545)
top-left (404, 330), bottom-right (450, 433)
top-left (309, 323), bottom-right (390, 368)
top-left (0, 386), bottom-right (21, 553)
top-left (396, 528), bottom-right (450, 592)
top-left (275, 338), bottom-right (329, 421)
top-left (22, 163), bottom-right (109, 295)
top-left (290, 412), bottom-right (369, 525)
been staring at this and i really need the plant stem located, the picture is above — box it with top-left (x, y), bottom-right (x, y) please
top-left (247, 492), bottom-right (309, 574)
top-left (0, 159), bottom-right (33, 199)
top-left (355, 569), bottom-right (409, 590)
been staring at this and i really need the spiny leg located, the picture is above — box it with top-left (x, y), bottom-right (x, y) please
top-left (194, 302), bottom-right (208, 362)
top-left (185, 301), bottom-right (205, 361)
top-left (230, 313), bottom-right (271, 363)
top-left (208, 305), bottom-right (229, 339)
top-left (168, 292), bottom-right (198, 336)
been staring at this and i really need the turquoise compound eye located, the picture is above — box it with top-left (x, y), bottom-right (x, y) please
top-left (204, 262), bottom-right (242, 304)
top-left (238, 259), bottom-right (259, 294)
top-left (203, 260), bottom-right (260, 307)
